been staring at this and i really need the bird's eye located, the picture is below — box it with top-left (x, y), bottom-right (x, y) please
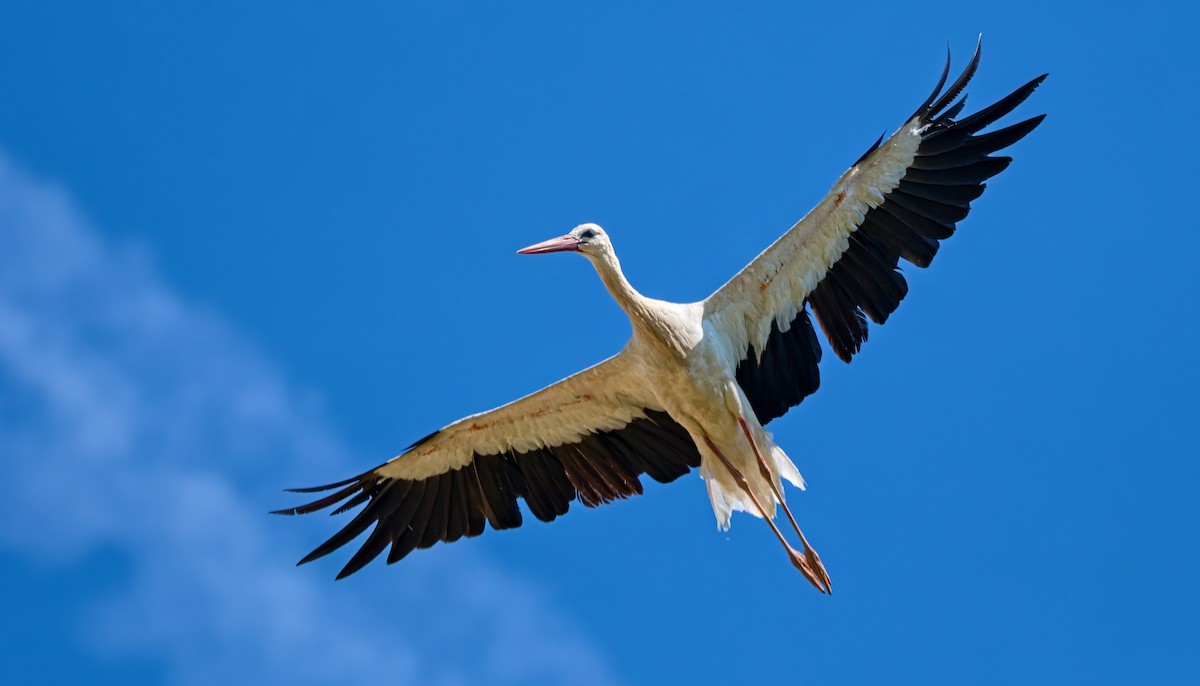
top-left (580, 229), bottom-right (597, 240)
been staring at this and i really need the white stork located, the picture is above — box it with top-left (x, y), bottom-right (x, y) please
top-left (275, 43), bottom-right (1046, 594)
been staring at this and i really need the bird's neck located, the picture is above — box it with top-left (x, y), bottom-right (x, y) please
top-left (590, 251), bottom-right (656, 333)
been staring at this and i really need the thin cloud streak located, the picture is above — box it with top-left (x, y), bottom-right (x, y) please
top-left (0, 153), bottom-right (620, 686)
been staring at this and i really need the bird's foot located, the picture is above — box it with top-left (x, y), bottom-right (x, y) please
top-left (806, 545), bottom-right (832, 594)
top-left (788, 543), bottom-right (832, 594)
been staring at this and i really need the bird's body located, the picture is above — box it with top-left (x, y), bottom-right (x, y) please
top-left (276, 43), bottom-right (1047, 593)
top-left (584, 276), bottom-right (803, 531)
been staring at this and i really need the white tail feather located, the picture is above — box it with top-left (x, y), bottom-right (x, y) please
top-left (771, 444), bottom-right (806, 492)
top-left (701, 436), bottom-right (805, 530)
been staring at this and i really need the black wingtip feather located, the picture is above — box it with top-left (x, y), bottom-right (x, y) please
top-left (903, 157), bottom-right (1012, 186)
top-left (938, 96), bottom-right (968, 124)
top-left (897, 179), bottom-right (986, 207)
top-left (271, 481), bottom-right (363, 516)
top-left (331, 489), bottom-right (372, 516)
top-left (911, 44), bottom-right (953, 120)
top-left (926, 38), bottom-right (981, 120)
top-left (298, 516), bottom-right (369, 566)
top-left (284, 473), bottom-right (363, 494)
top-left (951, 73), bottom-right (1048, 134)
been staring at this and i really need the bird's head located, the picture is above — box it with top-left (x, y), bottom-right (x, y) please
top-left (516, 223), bottom-right (611, 259)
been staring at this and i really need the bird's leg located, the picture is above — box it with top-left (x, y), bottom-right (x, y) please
top-left (737, 417), bottom-right (832, 594)
top-left (703, 435), bottom-right (829, 594)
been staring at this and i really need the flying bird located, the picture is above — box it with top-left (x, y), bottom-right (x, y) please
top-left (275, 42), bottom-right (1046, 593)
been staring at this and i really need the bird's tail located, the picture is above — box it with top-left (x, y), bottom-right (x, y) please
top-left (770, 443), bottom-right (806, 493)
top-left (701, 433), bottom-right (804, 530)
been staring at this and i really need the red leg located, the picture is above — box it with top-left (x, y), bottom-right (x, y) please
top-left (737, 417), bottom-right (832, 594)
top-left (704, 435), bottom-right (829, 594)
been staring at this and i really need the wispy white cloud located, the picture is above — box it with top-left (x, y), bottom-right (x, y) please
top-left (0, 153), bottom-right (620, 686)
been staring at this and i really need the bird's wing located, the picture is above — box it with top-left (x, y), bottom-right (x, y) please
top-left (273, 351), bottom-right (700, 578)
top-left (704, 43), bottom-right (1046, 424)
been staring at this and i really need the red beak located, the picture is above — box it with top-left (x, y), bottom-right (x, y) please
top-left (516, 234), bottom-right (581, 255)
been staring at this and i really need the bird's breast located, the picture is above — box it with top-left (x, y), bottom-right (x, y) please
top-left (635, 326), bottom-right (740, 434)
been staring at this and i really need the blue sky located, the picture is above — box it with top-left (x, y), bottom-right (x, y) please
top-left (1, 2), bottom-right (1197, 684)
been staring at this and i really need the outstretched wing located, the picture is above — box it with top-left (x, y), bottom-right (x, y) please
top-left (705, 42), bottom-right (1046, 424)
top-left (273, 351), bottom-right (700, 578)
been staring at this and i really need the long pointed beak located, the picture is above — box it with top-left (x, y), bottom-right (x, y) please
top-left (516, 234), bottom-right (580, 255)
